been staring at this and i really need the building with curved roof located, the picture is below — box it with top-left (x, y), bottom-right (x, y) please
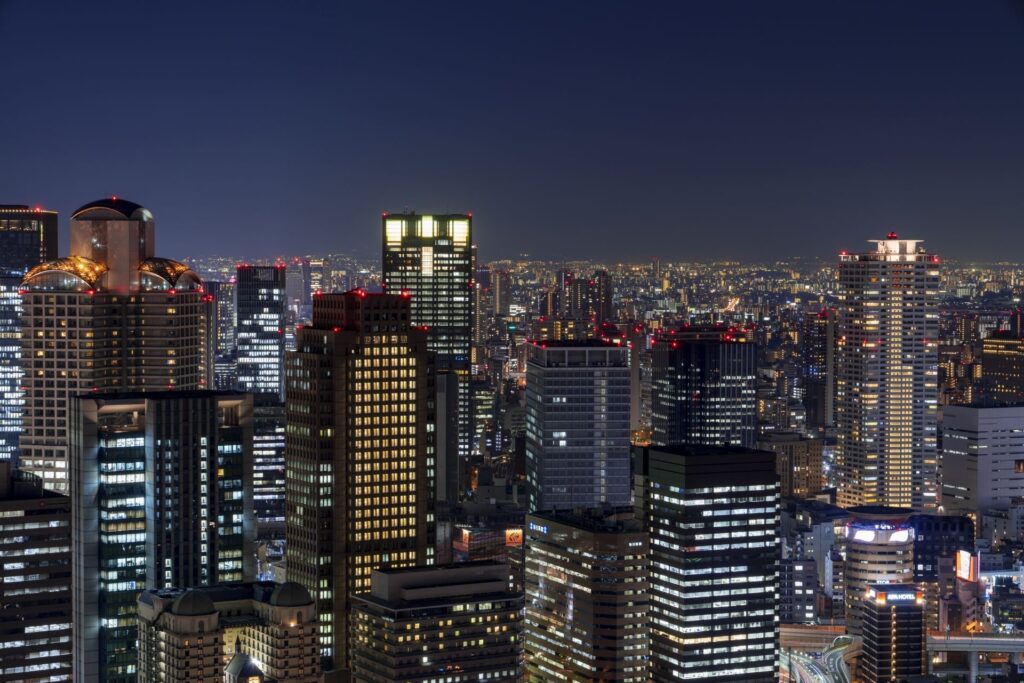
top-left (72, 196), bottom-right (151, 221)
top-left (19, 198), bottom-right (210, 499)
top-left (137, 582), bottom-right (320, 683)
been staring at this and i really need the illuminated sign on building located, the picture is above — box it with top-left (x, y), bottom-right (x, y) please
top-left (956, 549), bottom-right (978, 582)
top-left (505, 528), bottom-right (523, 546)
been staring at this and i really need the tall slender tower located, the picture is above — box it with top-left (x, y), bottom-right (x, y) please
top-left (382, 213), bottom-right (473, 460)
top-left (285, 291), bottom-right (436, 673)
top-left (802, 308), bottom-right (836, 432)
top-left (235, 264), bottom-right (286, 402)
top-left (835, 233), bottom-right (940, 510)
top-left (0, 205), bottom-right (58, 463)
top-left (20, 198), bottom-right (206, 492)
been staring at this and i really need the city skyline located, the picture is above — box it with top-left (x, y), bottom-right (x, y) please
top-left (6, 2), bottom-right (1024, 680)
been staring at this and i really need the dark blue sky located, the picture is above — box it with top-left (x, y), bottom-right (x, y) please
top-left (2, 1), bottom-right (1023, 262)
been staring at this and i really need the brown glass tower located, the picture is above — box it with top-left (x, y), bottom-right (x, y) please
top-left (285, 290), bottom-right (436, 675)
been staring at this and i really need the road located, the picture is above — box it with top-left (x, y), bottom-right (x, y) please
top-left (781, 638), bottom-right (852, 683)
top-left (780, 649), bottom-right (830, 683)
top-left (822, 646), bottom-right (850, 683)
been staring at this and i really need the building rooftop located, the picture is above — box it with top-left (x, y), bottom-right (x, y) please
top-left (72, 197), bottom-right (148, 220)
top-left (529, 508), bottom-right (642, 534)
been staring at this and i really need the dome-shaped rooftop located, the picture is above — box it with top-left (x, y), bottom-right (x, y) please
top-left (22, 256), bottom-right (109, 290)
top-left (269, 582), bottom-right (312, 607)
top-left (138, 257), bottom-right (203, 290)
top-left (170, 589), bottom-right (216, 616)
top-left (73, 197), bottom-right (151, 222)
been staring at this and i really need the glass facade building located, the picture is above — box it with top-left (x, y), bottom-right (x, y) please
top-left (71, 391), bottom-right (255, 683)
top-left (0, 205), bottom-right (56, 463)
top-left (525, 340), bottom-right (631, 512)
top-left (638, 445), bottom-right (780, 682)
top-left (650, 326), bottom-right (758, 449)
top-left (0, 463), bottom-right (72, 682)
top-left (382, 213), bottom-right (473, 460)
top-left (0, 276), bottom-right (22, 462)
top-left (235, 264), bottom-right (286, 402)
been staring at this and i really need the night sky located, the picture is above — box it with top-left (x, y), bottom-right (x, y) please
top-left (2, 1), bottom-right (1023, 262)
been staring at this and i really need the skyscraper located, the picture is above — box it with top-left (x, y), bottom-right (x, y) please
top-left (0, 204), bottom-right (58, 272)
top-left (0, 205), bottom-right (57, 462)
top-left (525, 340), bottom-right (631, 512)
top-left (524, 509), bottom-right (649, 682)
top-left (802, 308), bottom-right (836, 431)
top-left (20, 198), bottom-right (206, 493)
top-left (285, 291), bottom-right (436, 672)
top-left (835, 233), bottom-right (940, 510)
top-left (235, 264), bottom-right (286, 402)
top-left (650, 326), bottom-right (758, 449)
top-left (0, 462), bottom-right (72, 682)
top-left (71, 390), bottom-right (255, 683)
top-left (0, 274), bottom-right (23, 462)
top-left (206, 279), bottom-right (237, 391)
top-left (382, 212), bottom-right (473, 459)
top-left (637, 444), bottom-right (780, 682)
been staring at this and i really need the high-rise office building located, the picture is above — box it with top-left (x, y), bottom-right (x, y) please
top-left (0, 275), bottom-right (22, 462)
top-left (350, 562), bottom-right (524, 683)
top-left (19, 198), bottom-right (207, 493)
top-left (757, 431), bottom-right (824, 499)
top-left (0, 205), bottom-right (57, 463)
top-left (71, 390), bottom-right (255, 683)
top-left (382, 212), bottom-right (473, 460)
top-left (0, 462), bottom-right (72, 682)
top-left (236, 264), bottom-right (286, 402)
top-left (137, 582), bottom-right (319, 683)
top-left (802, 308), bottom-right (836, 431)
top-left (285, 291), bottom-right (436, 672)
top-left (637, 444), bottom-right (780, 682)
top-left (0, 204), bottom-right (58, 272)
top-left (253, 402), bottom-right (286, 535)
top-left (835, 233), bottom-right (940, 510)
top-left (206, 279), bottom-right (238, 391)
top-left (859, 585), bottom-right (925, 683)
top-left (982, 332), bottom-right (1024, 403)
top-left (524, 510), bottom-right (649, 682)
top-left (525, 340), bottom-right (631, 512)
top-left (650, 326), bottom-right (758, 449)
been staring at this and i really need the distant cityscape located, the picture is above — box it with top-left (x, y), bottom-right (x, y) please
top-left (6, 200), bottom-right (1024, 683)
